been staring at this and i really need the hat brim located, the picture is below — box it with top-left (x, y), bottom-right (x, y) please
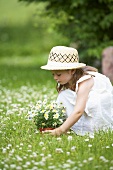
top-left (41, 63), bottom-right (86, 70)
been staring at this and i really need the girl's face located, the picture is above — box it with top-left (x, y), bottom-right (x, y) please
top-left (51, 70), bottom-right (75, 85)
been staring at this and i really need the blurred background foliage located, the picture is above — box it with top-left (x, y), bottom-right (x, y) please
top-left (19, 0), bottom-right (113, 70)
top-left (0, 0), bottom-right (113, 70)
top-left (0, 0), bottom-right (69, 67)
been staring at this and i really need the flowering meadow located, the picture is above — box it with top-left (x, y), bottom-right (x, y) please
top-left (0, 64), bottom-right (113, 170)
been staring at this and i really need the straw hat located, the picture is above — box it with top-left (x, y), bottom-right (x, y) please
top-left (41, 46), bottom-right (86, 70)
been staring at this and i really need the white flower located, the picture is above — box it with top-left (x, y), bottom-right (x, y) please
top-left (66, 152), bottom-right (70, 155)
top-left (106, 146), bottom-right (110, 148)
top-left (67, 159), bottom-right (74, 164)
top-left (68, 136), bottom-right (73, 141)
top-left (2, 148), bottom-right (7, 153)
top-left (8, 144), bottom-right (12, 147)
top-left (36, 104), bottom-right (41, 109)
top-left (16, 155), bottom-right (22, 161)
top-left (20, 143), bottom-right (23, 146)
top-left (40, 153), bottom-right (44, 157)
top-left (100, 156), bottom-right (105, 160)
top-left (84, 138), bottom-right (89, 142)
top-left (53, 113), bottom-right (59, 119)
top-left (89, 134), bottom-right (94, 138)
top-left (62, 163), bottom-right (71, 168)
top-left (57, 137), bottom-right (62, 141)
top-left (100, 156), bottom-right (109, 162)
top-left (59, 119), bottom-right (63, 123)
top-left (27, 111), bottom-right (35, 119)
top-left (62, 109), bottom-right (65, 113)
top-left (83, 160), bottom-right (87, 163)
top-left (16, 166), bottom-right (22, 170)
top-left (10, 164), bottom-right (16, 168)
top-left (49, 104), bottom-right (54, 109)
top-left (88, 144), bottom-right (92, 147)
top-left (53, 109), bottom-right (57, 113)
top-left (55, 148), bottom-right (63, 153)
top-left (32, 152), bottom-right (37, 157)
top-left (42, 123), bottom-right (46, 126)
top-left (42, 147), bottom-right (46, 151)
top-left (47, 154), bottom-right (52, 158)
top-left (53, 122), bottom-right (57, 126)
top-left (41, 110), bottom-right (45, 113)
top-left (25, 161), bottom-right (31, 165)
top-left (48, 166), bottom-right (56, 169)
top-left (71, 146), bottom-right (76, 151)
top-left (44, 112), bottom-right (48, 120)
top-left (88, 157), bottom-right (93, 161)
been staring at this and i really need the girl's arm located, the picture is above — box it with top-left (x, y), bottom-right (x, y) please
top-left (44, 77), bottom-right (94, 136)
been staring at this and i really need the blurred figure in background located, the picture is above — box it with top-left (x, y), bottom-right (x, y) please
top-left (102, 46), bottom-right (113, 83)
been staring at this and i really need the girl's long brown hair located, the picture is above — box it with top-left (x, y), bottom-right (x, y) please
top-left (56, 66), bottom-right (98, 92)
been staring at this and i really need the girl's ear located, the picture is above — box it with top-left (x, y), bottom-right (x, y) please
top-left (71, 69), bottom-right (76, 75)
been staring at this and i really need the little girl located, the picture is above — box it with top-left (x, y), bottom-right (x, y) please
top-left (41, 46), bottom-right (113, 136)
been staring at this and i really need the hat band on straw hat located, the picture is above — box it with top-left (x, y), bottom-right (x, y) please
top-left (49, 52), bottom-right (78, 63)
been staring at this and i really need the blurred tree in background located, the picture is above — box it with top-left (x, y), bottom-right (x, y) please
top-left (19, 0), bottom-right (113, 69)
top-left (0, 0), bottom-right (69, 62)
top-left (0, 0), bottom-right (113, 69)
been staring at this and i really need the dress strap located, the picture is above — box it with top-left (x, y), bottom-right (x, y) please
top-left (76, 75), bottom-right (92, 92)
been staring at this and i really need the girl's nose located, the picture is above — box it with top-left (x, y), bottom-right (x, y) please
top-left (54, 75), bottom-right (58, 81)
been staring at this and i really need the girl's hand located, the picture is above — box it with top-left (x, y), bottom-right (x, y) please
top-left (42, 127), bottom-right (64, 136)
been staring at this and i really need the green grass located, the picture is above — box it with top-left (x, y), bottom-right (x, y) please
top-left (0, 60), bottom-right (113, 170)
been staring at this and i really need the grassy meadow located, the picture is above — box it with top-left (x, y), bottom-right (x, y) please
top-left (0, 0), bottom-right (113, 170)
top-left (1, 64), bottom-right (113, 170)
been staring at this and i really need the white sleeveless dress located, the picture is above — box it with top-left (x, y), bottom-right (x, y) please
top-left (57, 71), bottom-right (113, 136)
